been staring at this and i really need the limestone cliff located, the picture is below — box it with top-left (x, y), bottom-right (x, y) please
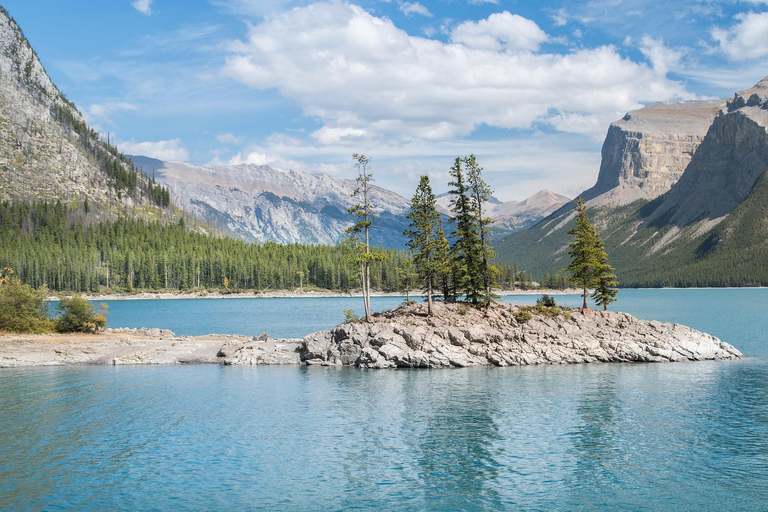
top-left (644, 78), bottom-right (768, 231)
top-left (584, 99), bottom-right (724, 206)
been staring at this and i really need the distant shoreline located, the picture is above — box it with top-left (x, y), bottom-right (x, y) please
top-left (70, 288), bottom-right (584, 301)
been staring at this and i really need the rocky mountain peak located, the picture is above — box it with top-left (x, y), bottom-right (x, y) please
top-left (727, 75), bottom-right (768, 112)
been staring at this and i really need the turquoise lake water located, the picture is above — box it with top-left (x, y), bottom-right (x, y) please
top-left (2, 289), bottom-right (768, 510)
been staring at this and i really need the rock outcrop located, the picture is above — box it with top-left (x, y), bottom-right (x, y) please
top-left (297, 303), bottom-right (741, 368)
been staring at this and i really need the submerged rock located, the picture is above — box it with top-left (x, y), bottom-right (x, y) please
top-left (298, 302), bottom-right (742, 369)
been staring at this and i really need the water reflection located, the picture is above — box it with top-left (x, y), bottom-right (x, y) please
top-left (405, 370), bottom-right (504, 510)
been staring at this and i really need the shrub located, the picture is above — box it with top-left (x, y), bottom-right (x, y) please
top-left (343, 308), bottom-right (360, 323)
top-left (536, 294), bottom-right (558, 308)
top-left (55, 296), bottom-right (108, 333)
top-left (513, 310), bottom-right (533, 323)
top-left (0, 275), bottom-right (53, 333)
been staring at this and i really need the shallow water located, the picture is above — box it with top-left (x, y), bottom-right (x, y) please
top-left (2, 289), bottom-right (767, 510)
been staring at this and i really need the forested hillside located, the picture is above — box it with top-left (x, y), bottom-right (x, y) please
top-left (0, 201), bottom-right (410, 292)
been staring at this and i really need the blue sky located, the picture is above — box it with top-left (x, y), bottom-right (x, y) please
top-left (4, 0), bottom-right (768, 200)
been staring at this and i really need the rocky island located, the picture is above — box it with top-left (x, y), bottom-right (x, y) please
top-left (0, 303), bottom-right (741, 368)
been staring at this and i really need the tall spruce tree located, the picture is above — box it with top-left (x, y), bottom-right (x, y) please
top-left (404, 175), bottom-right (449, 316)
top-left (592, 237), bottom-right (619, 310)
top-left (344, 153), bottom-right (383, 322)
top-left (566, 197), bottom-right (618, 310)
top-left (448, 157), bottom-right (484, 305)
top-left (464, 154), bottom-right (496, 307)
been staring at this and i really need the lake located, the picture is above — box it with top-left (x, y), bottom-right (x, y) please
top-left (1, 289), bottom-right (767, 510)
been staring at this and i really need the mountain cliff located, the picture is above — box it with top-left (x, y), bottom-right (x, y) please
top-left (496, 76), bottom-right (768, 287)
top-left (0, 7), bottom-right (172, 220)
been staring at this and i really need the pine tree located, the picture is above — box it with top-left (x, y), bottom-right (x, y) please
top-left (404, 175), bottom-right (448, 316)
top-left (448, 157), bottom-right (482, 304)
top-left (592, 237), bottom-right (619, 310)
top-left (464, 154), bottom-right (496, 307)
top-left (566, 197), bottom-right (617, 310)
top-left (344, 153), bottom-right (383, 322)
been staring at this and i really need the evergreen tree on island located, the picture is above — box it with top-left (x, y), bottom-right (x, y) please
top-left (592, 237), bottom-right (619, 310)
top-left (465, 154), bottom-right (497, 307)
top-left (566, 197), bottom-right (619, 310)
top-left (344, 153), bottom-right (384, 322)
top-left (448, 155), bottom-right (496, 307)
top-left (404, 175), bottom-right (450, 316)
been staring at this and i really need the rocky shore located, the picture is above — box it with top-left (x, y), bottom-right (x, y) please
top-left (0, 303), bottom-right (741, 368)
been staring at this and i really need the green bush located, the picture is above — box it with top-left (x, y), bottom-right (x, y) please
top-left (55, 296), bottom-right (108, 333)
top-left (343, 308), bottom-right (360, 324)
top-left (0, 275), bottom-right (53, 333)
top-left (536, 294), bottom-right (558, 308)
top-left (513, 310), bottom-right (533, 323)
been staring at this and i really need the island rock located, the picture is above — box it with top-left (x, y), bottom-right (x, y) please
top-left (298, 303), bottom-right (742, 368)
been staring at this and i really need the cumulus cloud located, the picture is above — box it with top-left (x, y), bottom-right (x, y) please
top-left (399, 2), bottom-right (432, 17)
top-left (222, 2), bottom-right (692, 142)
top-left (712, 11), bottom-right (768, 60)
top-left (118, 139), bottom-right (190, 161)
top-left (451, 12), bottom-right (548, 51)
top-left (131, 0), bottom-right (153, 15)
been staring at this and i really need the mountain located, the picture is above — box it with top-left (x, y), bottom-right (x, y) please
top-left (134, 156), bottom-right (568, 249)
top-left (131, 157), bottom-right (412, 249)
top-left (496, 76), bottom-right (768, 287)
top-left (0, 7), bottom-right (172, 220)
top-left (436, 189), bottom-right (570, 238)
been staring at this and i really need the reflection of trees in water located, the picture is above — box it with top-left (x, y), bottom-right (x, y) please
top-left (567, 369), bottom-right (622, 487)
top-left (405, 370), bottom-right (504, 510)
top-left (702, 363), bottom-right (768, 482)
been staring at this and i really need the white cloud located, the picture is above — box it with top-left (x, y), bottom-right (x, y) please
top-left (550, 8), bottom-right (568, 27)
top-left (451, 12), bottom-right (548, 51)
top-left (222, 3), bottom-right (692, 142)
top-left (131, 0), bottom-right (153, 15)
top-left (639, 36), bottom-right (685, 76)
top-left (311, 126), bottom-right (374, 145)
top-left (85, 102), bottom-right (138, 125)
top-left (118, 139), bottom-right (190, 161)
top-left (216, 132), bottom-right (245, 144)
top-left (712, 11), bottom-right (768, 60)
top-left (399, 2), bottom-right (432, 17)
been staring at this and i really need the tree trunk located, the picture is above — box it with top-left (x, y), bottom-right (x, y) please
top-left (427, 276), bottom-right (433, 317)
top-left (582, 285), bottom-right (588, 310)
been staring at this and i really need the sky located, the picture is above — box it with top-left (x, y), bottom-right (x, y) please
top-left (3, 0), bottom-right (768, 201)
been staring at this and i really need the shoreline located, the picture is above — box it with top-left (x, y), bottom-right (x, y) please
top-left (71, 288), bottom-right (584, 301)
top-left (0, 303), bottom-right (743, 368)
